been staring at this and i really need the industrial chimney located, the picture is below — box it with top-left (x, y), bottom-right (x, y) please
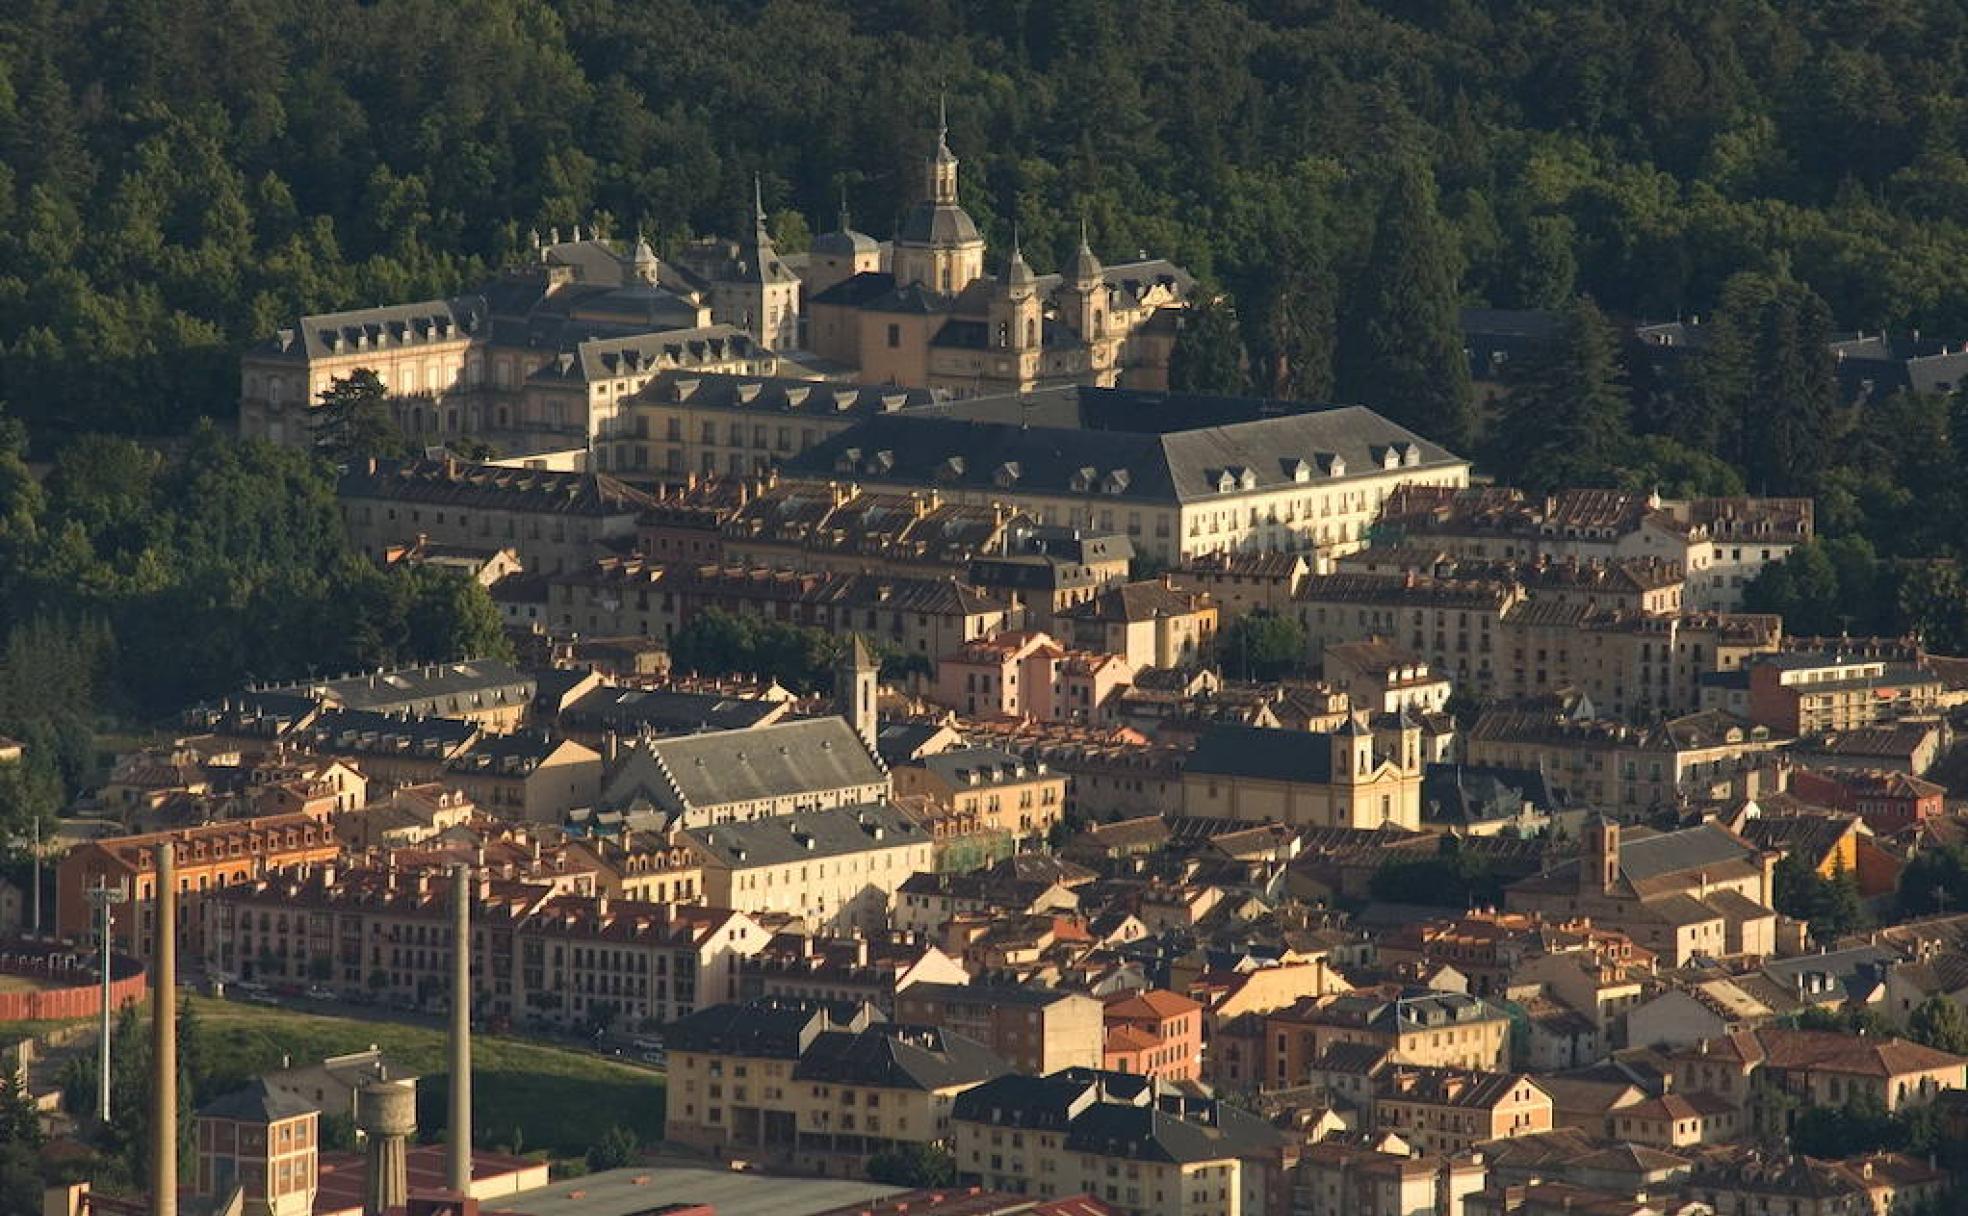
top-left (152, 842), bottom-right (179, 1216)
top-left (448, 864), bottom-right (473, 1193)
top-left (355, 1081), bottom-right (415, 1216)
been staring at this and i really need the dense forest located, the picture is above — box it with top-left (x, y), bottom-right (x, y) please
top-left (2, 0), bottom-right (1968, 809)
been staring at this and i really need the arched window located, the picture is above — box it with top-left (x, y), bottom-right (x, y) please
top-left (1025, 318), bottom-right (1038, 347)
top-left (1093, 310), bottom-right (1104, 336)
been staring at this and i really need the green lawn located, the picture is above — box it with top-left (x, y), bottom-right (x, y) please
top-left (184, 997), bottom-right (665, 1159)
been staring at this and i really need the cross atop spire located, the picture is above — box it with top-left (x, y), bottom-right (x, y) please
top-left (839, 185), bottom-right (852, 232)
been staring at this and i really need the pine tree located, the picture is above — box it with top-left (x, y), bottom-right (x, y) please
top-left (1337, 158), bottom-right (1475, 449)
top-left (1170, 291), bottom-right (1250, 396)
top-left (311, 370), bottom-right (408, 464)
top-left (1744, 283), bottom-right (1836, 494)
top-left (1488, 295), bottom-right (1631, 492)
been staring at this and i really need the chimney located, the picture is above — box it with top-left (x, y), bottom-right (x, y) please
top-left (448, 864), bottom-right (473, 1192)
top-left (151, 842), bottom-right (179, 1216)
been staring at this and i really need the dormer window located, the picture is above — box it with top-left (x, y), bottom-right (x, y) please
top-left (1102, 469), bottom-right (1131, 495)
top-left (1070, 466), bottom-right (1097, 493)
top-left (994, 462), bottom-right (1022, 488)
top-left (1292, 459), bottom-right (1313, 483)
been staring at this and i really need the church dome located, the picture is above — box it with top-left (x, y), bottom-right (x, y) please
top-left (897, 200), bottom-right (983, 247)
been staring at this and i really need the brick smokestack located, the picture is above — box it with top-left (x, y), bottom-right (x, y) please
top-left (152, 842), bottom-right (178, 1216)
top-left (448, 864), bottom-right (473, 1192)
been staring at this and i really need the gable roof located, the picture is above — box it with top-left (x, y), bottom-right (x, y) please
top-left (1185, 724), bottom-right (1334, 785)
top-left (197, 1079), bottom-right (318, 1123)
top-left (784, 392), bottom-right (1465, 507)
top-left (682, 801), bottom-right (927, 869)
top-left (644, 716), bottom-right (887, 811)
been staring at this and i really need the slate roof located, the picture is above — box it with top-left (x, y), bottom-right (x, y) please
top-left (785, 395), bottom-right (1464, 507)
top-left (683, 801), bottom-right (926, 868)
top-left (563, 685), bottom-right (785, 735)
top-left (646, 716), bottom-right (887, 810)
top-left (640, 371), bottom-right (938, 416)
top-left (666, 997), bottom-right (871, 1057)
top-left (1058, 581), bottom-right (1208, 624)
top-left (897, 201), bottom-right (984, 247)
top-left (338, 458), bottom-right (657, 518)
top-left (1617, 822), bottom-right (1762, 883)
top-left (952, 1070), bottom-right (1281, 1164)
top-left (1184, 724), bottom-right (1334, 785)
top-left (792, 1024), bottom-right (1011, 1090)
top-left (198, 1079), bottom-right (318, 1123)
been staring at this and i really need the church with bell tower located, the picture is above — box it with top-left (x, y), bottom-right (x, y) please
top-left (804, 101), bottom-right (1195, 395)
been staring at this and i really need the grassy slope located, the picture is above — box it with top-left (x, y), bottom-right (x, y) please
top-left (184, 997), bottom-right (665, 1158)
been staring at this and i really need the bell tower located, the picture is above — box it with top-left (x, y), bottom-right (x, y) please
top-left (837, 633), bottom-right (880, 752)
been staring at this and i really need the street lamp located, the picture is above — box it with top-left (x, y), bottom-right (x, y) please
top-left (86, 883), bottom-right (127, 1122)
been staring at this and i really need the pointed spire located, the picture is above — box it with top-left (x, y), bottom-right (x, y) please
top-left (1068, 215), bottom-right (1104, 285)
top-left (753, 172), bottom-right (767, 226)
top-left (839, 185), bottom-right (852, 233)
top-left (932, 91), bottom-right (958, 166)
top-left (1004, 224), bottom-right (1036, 288)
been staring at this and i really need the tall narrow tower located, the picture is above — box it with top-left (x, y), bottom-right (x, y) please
top-left (837, 634), bottom-right (879, 753)
top-left (355, 1081), bottom-right (414, 1216)
top-left (152, 842), bottom-right (179, 1216)
top-left (447, 864), bottom-right (472, 1194)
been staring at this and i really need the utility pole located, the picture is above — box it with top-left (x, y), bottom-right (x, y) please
top-left (87, 882), bottom-right (127, 1122)
top-left (30, 816), bottom-right (40, 936)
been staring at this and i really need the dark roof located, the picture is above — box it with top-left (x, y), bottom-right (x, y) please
top-left (902, 981), bottom-right (1091, 1010)
top-left (666, 997), bottom-right (872, 1057)
top-left (648, 717), bottom-right (887, 809)
top-left (784, 392), bottom-right (1465, 506)
top-left (683, 801), bottom-right (927, 868)
top-left (1184, 725), bottom-right (1334, 785)
top-left (793, 1024), bottom-right (1011, 1090)
top-left (952, 1070), bottom-right (1284, 1164)
top-left (1423, 764), bottom-right (1564, 824)
top-left (809, 271), bottom-right (903, 309)
top-left (564, 685), bottom-right (784, 735)
top-left (897, 201), bottom-right (983, 247)
top-left (198, 1079), bottom-right (317, 1123)
top-left (338, 458), bottom-right (656, 519)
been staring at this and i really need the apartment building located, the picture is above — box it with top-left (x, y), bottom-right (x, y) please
top-left (441, 730), bottom-right (602, 823)
top-left (546, 558), bottom-right (1011, 660)
top-left (1465, 707), bottom-right (1788, 816)
top-left (951, 1070), bottom-right (1288, 1216)
top-left (1374, 485), bottom-right (1813, 611)
top-left (894, 982), bottom-right (1105, 1075)
top-left (57, 814), bottom-right (340, 962)
top-left (663, 996), bottom-right (1010, 1176)
top-left (338, 457), bottom-right (656, 576)
top-left (1102, 990), bottom-right (1205, 1083)
top-left (1745, 652), bottom-right (1946, 737)
top-left (1054, 580), bottom-right (1218, 669)
top-left (891, 747), bottom-right (1067, 843)
top-left (1371, 1066), bottom-right (1555, 1156)
top-left (1263, 989), bottom-right (1512, 1088)
top-left (605, 373), bottom-right (941, 480)
top-left (1670, 1027), bottom-right (1968, 1115)
top-left (207, 866), bottom-right (763, 1029)
top-left (679, 801), bottom-right (934, 933)
top-left (784, 389), bottom-right (1470, 567)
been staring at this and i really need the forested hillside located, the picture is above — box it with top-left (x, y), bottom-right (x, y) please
top-left (0, 0), bottom-right (1966, 753)
top-left (7, 0), bottom-right (1968, 436)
